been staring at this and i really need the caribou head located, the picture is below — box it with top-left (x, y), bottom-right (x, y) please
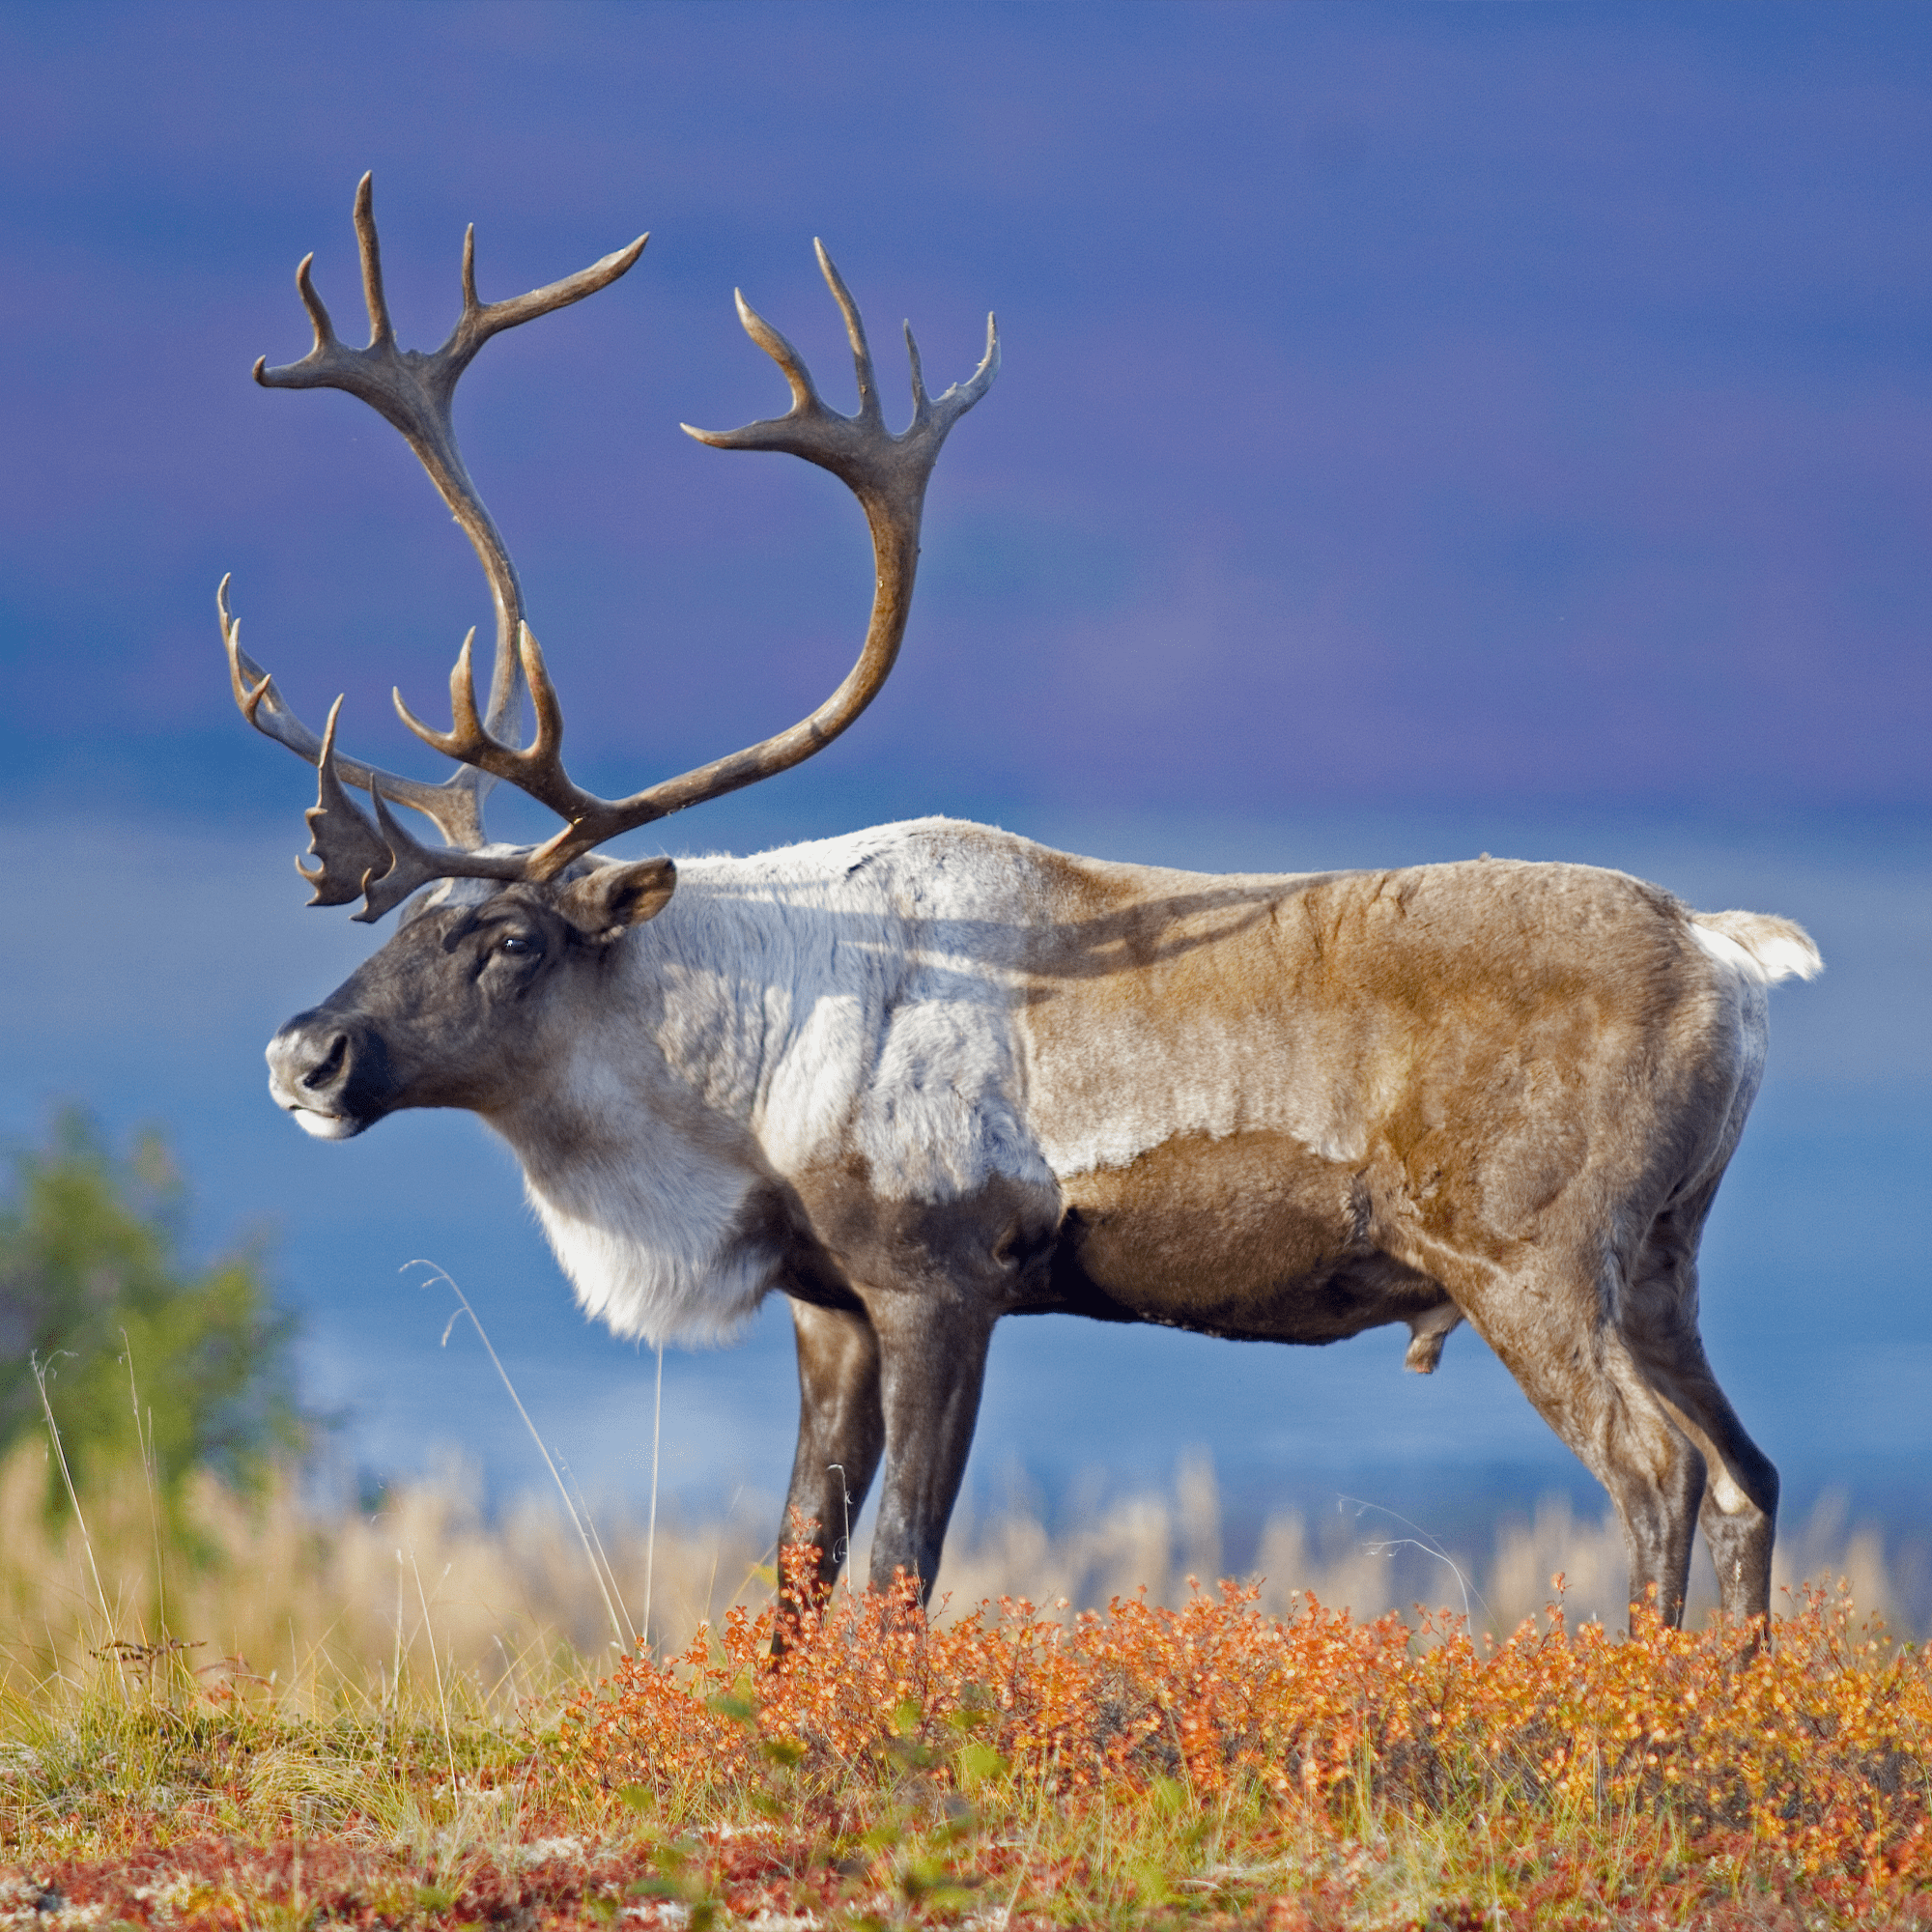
top-left (225, 177), bottom-right (996, 1138)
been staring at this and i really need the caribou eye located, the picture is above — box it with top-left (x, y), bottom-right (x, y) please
top-left (497, 931), bottom-right (541, 957)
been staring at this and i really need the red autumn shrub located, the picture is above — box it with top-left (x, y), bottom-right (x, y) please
top-left (559, 1548), bottom-right (1932, 1896)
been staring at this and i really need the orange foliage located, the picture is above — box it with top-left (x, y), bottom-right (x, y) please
top-left (559, 1550), bottom-right (1932, 1895)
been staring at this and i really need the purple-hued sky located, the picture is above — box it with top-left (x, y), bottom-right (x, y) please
top-left (4, 3), bottom-right (1927, 832)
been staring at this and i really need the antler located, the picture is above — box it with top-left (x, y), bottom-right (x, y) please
top-left (228, 179), bottom-right (996, 922)
top-left (223, 173), bottom-right (646, 909)
top-left (388, 240), bottom-right (1000, 885)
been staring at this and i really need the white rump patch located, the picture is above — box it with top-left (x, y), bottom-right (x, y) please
top-left (1690, 911), bottom-right (1823, 985)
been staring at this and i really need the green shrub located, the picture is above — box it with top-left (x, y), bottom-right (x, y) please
top-left (0, 1109), bottom-right (304, 1512)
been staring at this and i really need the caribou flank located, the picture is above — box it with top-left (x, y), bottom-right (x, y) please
top-left (229, 179), bottom-right (1819, 1634)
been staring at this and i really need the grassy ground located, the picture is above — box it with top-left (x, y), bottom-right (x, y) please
top-left (3, 1447), bottom-right (1929, 1928)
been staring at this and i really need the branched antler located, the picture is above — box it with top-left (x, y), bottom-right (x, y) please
top-left (257, 173), bottom-right (645, 748)
top-left (222, 175), bottom-right (644, 910)
top-left (388, 240), bottom-right (998, 884)
top-left (226, 180), bottom-right (996, 919)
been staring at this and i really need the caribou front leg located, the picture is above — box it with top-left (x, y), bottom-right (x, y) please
top-left (864, 1294), bottom-right (997, 1607)
top-left (778, 1300), bottom-right (885, 1639)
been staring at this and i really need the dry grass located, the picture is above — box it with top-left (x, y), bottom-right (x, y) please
top-left (0, 1440), bottom-right (1919, 1716)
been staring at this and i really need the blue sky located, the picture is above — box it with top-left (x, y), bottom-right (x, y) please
top-left (2, 5), bottom-right (1928, 1568)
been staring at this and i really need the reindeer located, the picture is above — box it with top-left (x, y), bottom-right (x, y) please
top-left (226, 179), bottom-right (1819, 1633)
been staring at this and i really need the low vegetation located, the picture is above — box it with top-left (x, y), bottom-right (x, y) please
top-left (3, 1456), bottom-right (1929, 1929)
top-left (559, 1560), bottom-right (1932, 1928)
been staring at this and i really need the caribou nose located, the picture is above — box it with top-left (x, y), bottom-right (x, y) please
top-left (298, 1030), bottom-right (350, 1092)
top-left (267, 1010), bottom-right (390, 1138)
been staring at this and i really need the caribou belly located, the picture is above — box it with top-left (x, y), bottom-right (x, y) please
top-left (1044, 1126), bottom-right (1449, 1345)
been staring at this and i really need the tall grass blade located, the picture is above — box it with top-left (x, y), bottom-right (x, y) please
top-left (643, 1340), bottom-right (664, 1657)
top-left (555, 1451), bottom-right (635, 1652)
top-left (407, 1261), bottom-right (634, 1651)
top-left (407, 1545), bottom-right (459, 1797)
top-left (1338, 1493), bottom-right (1489, 1626)
top-left (31, 1352), bottom-right (117, 1651)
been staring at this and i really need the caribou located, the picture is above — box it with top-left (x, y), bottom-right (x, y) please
top-left (227, 179), bottom-right (1819, 1633)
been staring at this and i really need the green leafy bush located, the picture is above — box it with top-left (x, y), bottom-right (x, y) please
top-left (0, 1110), bottom-right (304, 1511)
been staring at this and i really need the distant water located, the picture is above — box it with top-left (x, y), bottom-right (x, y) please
top-left (3, 803), bottom-right (1925, 1562)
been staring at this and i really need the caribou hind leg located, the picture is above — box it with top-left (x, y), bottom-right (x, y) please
top-left (1454, 1251), bottom-right (1711, 1629)
top-left (1620, 1203), bottom-right (1779, 1626)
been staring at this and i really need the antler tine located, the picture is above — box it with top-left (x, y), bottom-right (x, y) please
top-left (297, 696), bottom-right (399, 907)
top-left (813, 239), bottom-right (884, 428)
top-left (352, 171), bottom-right (396, 349)
top-left (725, 292), bottom-right (825, 418)
top-left (902, 322), bottom-right (929, 415)
top-left (221, 576), bottom-right (487, 848)
top-left (392, 622), bottom-right (591, 830)
top-left (285, 255), bottom-right (340, 362)
top-left (392, 626), bottom-right (488, 762)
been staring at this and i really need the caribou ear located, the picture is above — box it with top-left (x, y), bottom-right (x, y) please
top-left (555, 857), bottom-right (677, 942)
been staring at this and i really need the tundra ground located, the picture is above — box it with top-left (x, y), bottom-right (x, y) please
top-left (3, 1450), bottom-right (1928, 1929)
